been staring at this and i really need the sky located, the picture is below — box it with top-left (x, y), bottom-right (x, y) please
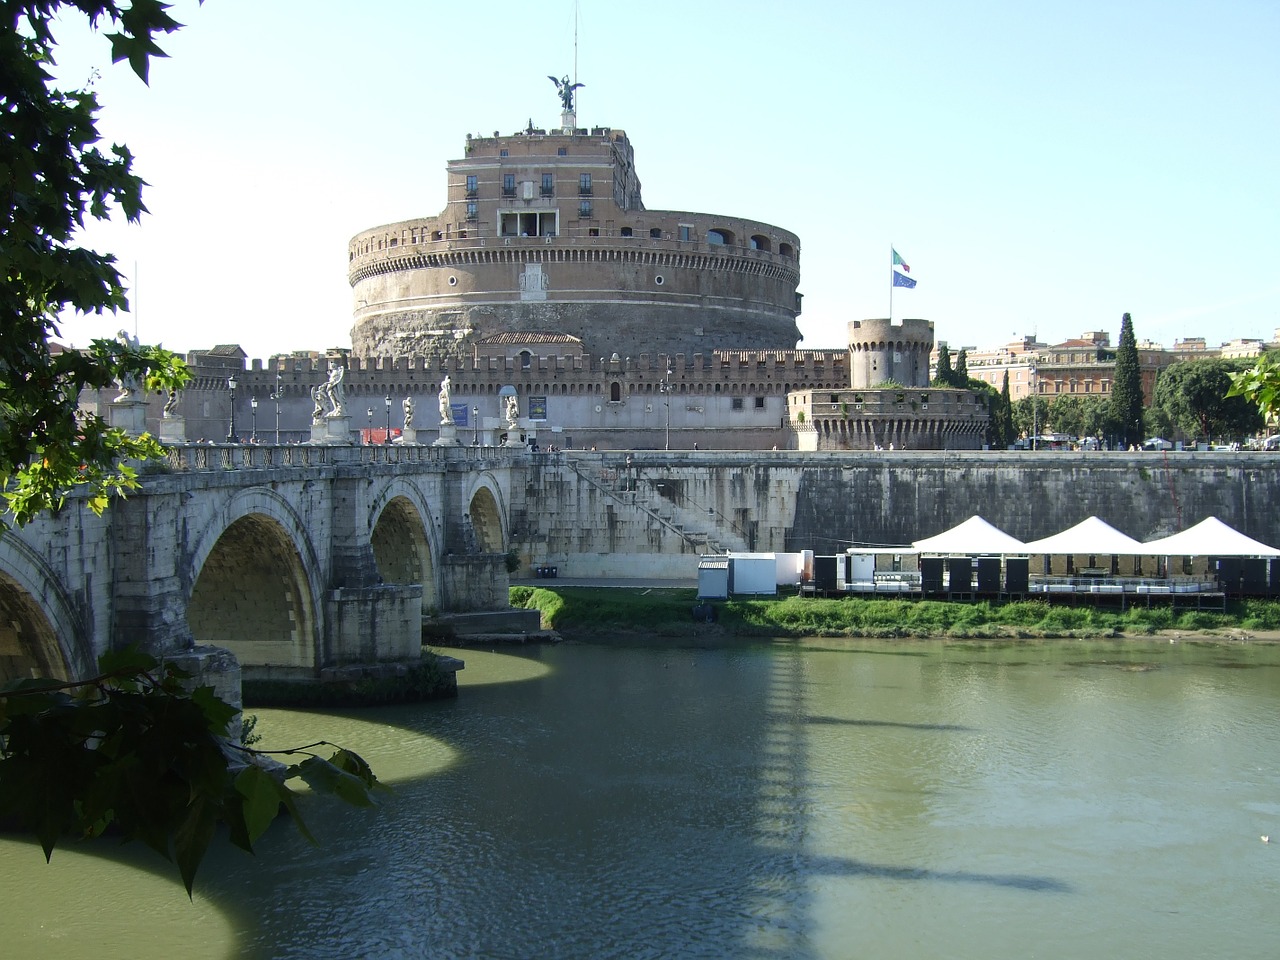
top-left (48, 0), bottom-right (1280, 362)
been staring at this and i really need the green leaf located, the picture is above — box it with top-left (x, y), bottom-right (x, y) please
top-left (292, 755), bottom-right (377, 808)
top-left (234, 764), bottom-right (284, 847)
top-left (173, 795), bottom-right (218, 898)
top-left (189, 685), bottom-right (238, 735)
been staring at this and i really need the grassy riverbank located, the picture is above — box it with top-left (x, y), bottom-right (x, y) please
top-left (510, 586), bottom-right (1280, 640)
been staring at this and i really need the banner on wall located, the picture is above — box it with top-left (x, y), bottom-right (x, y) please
top-left (528, 396), bottom-right (547, 421)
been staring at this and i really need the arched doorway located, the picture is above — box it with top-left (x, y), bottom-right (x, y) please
top-left (468, 487), bottom-right (504, 553)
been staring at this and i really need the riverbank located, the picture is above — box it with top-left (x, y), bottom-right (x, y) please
top-left (510, 585), bottom-right (1280, 642)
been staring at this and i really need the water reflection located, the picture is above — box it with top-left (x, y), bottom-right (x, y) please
top-left (1, 639), bottom-right (1277, 959)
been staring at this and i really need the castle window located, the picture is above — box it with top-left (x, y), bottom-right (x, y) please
top-left (579, 173), bottom-right (592, 195)
top-left (755, 396), bottom-right (765, 409)
top-left (679, 224), bottom-right (693, 242)
top-left (750, 234), bottom-right (771, 252)
top-left (503, 174), bottom-right (516, 197)
top-left (610, 382), bottom-right (621, 402)
top-left (520, 351), bottom-right (532, 370)
top-left (707, 228), bottom-right (735, 245)
top-left (779, 242), bottom-right (794, 257)
top-left (465, 175), bottom-right (477, 198)
top-left (499, 149), bottom-right (509, 157)
top-left (466, 202), bottom-right (478, 220)
top-left (579, 200), bottom-right (593, 218)
top-left (620, 227), bottom-right (633, 237)
top-left (732, 397), bottom-right (744, 411)
top-left (588, 228), bottom-right (599, 237)
top-left (557, 147), bottom-right (567, 156)
top-left (541, 173), bottom-right (554, 197)
top-left (650, 228), bottom-right (662, 239)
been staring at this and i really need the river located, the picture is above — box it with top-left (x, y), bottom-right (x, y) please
top-left (2, 637), bottom-right (1278, 959)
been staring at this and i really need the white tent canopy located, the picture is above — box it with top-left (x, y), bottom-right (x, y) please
top-left (912, 515), bottom-right (1027, 554)
top-left (1141, 517), bottom-right (1280, 557)
top-left (1022, 516), bottom-right (1147, 556)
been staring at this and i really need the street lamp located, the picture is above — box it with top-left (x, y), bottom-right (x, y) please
top-left (249, 395), bottom-right (258, 442)
top-left (384, 395), bottom-right (392, 443)
top-left (472, 405), bottom-right (480, 446)
top-left (660, 365), bottom-right (673, 451)
top-left (273, 371), bottom-right (281, 444)
top-left (226, 375), bottom-right (238, 443)
top-left (1029, 361), bottom-right (1038, 451)
top-left (366, 406), bottom-right (373, 444)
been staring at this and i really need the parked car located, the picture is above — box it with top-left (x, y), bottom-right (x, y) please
top-left (1143, 437), bottom-right (1173, 451)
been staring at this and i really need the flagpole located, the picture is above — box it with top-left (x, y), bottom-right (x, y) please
top-left (888, 244), bottom-right (894, 322)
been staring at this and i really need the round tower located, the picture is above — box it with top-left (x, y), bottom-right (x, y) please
top-left (847, 318), bottom-right (935, 389)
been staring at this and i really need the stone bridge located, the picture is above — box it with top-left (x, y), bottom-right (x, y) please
top-left (0, 443), bottom-right (524, 696)
top-left (5, 445), bottom-right (1279, 697)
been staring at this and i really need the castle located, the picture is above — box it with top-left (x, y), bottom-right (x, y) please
top-left (105, 90), bottom-right (988, 451)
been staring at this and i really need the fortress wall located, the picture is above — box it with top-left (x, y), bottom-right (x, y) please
top-left (518, 452), bottom-right (1280, 577)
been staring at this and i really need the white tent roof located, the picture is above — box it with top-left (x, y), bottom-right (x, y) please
top-left (912, 515), bottom-right (1027, 554)
top-left (1141, 517), bottom-right (1280, 557)
top-left (1022, 516), bottom-right (1147, 555)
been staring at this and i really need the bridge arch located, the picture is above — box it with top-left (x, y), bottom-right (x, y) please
top-left (0, 537), bottom-right (91, 682)
top-left (367, 478), bottom-right (440, 613)
top-left (185, 487), bottom-right (323, 673)
top-left (464, 473), bottom-right (508, 553)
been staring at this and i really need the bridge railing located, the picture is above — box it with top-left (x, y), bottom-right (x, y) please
top-left (161, 442), bottom-right (521, 473)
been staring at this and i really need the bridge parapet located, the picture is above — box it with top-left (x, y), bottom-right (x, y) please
top-left (161, 442), bottom-right (522, 473)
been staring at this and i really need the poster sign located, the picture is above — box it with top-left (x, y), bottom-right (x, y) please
top-left (528, 396), bottom-right (547, 421)
top-left (451, 402), bottom-right (470, 425)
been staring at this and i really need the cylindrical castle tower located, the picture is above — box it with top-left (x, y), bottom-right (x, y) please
top-left (348, 126), bottom-right (802, 363)
top-left (847, 318), bottom-right (936, 389)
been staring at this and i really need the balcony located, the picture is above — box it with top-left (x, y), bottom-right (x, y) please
top-left (501, 187), bottom-right (516, 197)
top-left (578, 185), bottom-right (593, 196)
top-left (540, 186), bottom-right (555, 198)
top-left (465, 189), bottom-right (478, 199)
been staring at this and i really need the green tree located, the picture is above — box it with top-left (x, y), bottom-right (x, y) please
top-left (1152, 359), bottom-right (1264, 442)
top-left (1109, 312), bottom-right (1144, 448)
top-left (954, 348), bottom-right (968, 387)
top-left (934, 343), bottom-right (953, 387)
top-left (0, 1), bottom-right (381, 896)
top-left (998, 371), bottom-right (1015, 448)
top-left (1227, 350), bottom-right (1280, 427)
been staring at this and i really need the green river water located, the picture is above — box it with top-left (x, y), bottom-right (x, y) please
top-left (2, 637), bottom-right (1278, 959)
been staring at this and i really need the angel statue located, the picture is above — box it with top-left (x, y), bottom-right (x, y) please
top-left (548, 74), bottom-right (584, 112)
top-left (504, 393), bottom-right (520, 427)
top-left (403, 395), bottom-right (415, 429)
top-left (113, 328), bottom-right (141, 401)
top-left (438, 375), bottom-right (454, 425)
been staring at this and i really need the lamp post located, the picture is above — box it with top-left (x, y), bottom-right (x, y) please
top-left (366, 407), bottom-right (373, 444)
top-left (660, 365), bottom-right (673, 451)
top-left (472, 405), bottom-right (480, 446)
top-left (1029, 361), bottom-right (1038, 451)
top-left (384, 395), bottom-right (392, 443)
top-left (250, 395), bottom-right (258, 442)
top-left (226, 375), bottom-right (238, 443)
top-left (273, 371), bottom-right (281, 444)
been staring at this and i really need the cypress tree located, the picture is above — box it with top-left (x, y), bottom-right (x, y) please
top-left (1000, 370), bottom-right (1015, 448)
top-left (954, 349), bottom-right (969, 387)
top-left (1110, 312), bottom-right (1144, 448)
top-left (935, 343), bottom-right (953, 386)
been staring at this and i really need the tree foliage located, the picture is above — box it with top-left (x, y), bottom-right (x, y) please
top-left (1, 1), bottom-right (383, 894)
top-left (933, 343), bottom-right (953, 387)
top-left (0, 648), bottom-right (383, 897)
top-left (953, 348), bottom-right (968, 386)
top-left (1227, 351), bottom-right (1280, 426)
top-left (1152, 358), bottom-right (1265, 441)
top-left (1, 0), bottom-right (192, 528)
top-left (1109, 312), bottom-right (1144, 448)
top-left (995, 370), bottom-right (1015, 448)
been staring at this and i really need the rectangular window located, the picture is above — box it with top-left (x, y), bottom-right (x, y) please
top-left (465, 174), bottom-right (477, 198)
top-left (679, 224), bottom-right (692, 242)
top-left (754, 396), bottom-right (765, 409)
top-left (650, 227), bottom-right (662, 239)
top-left (557, 147), bottom-right (567, 156)
top-left (499, 149), bottom-right (509, 157)
top-left (731, 397), bottom-right (744, 411)
top-left (579, 173), bottom-right (592, 195)
top-left (579, 200), bottom-right (593, 218)
top-left (620, 227), bottom-right (633, 237)
top-left (541, 173), bottom-right (554, 197)
top-left (502, 174), bottom-right (515, 197)
top-left (465, 202), bottom-right (477, 220)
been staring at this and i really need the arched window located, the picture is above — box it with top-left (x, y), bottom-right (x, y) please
top-left (610, 382), bottom-right (621, 402)
top-left (519, 350), bottom-right (532, 370)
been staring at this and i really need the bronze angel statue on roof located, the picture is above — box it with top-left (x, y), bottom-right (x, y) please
top-left (549, 75), bottom-right (584, 112)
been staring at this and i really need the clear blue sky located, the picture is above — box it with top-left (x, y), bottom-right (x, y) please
top-left (51, 0), bottom-right (1280, 361)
